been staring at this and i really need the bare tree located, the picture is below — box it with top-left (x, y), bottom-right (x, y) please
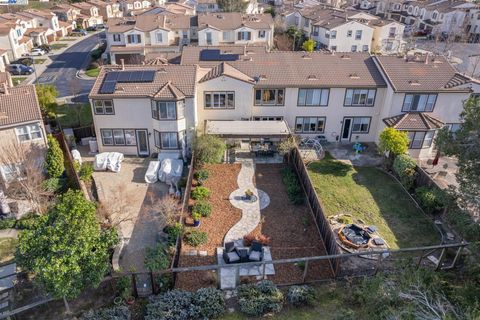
top-left (97, 189), bottom-right (137, 228)
top-left (0, 141), bottom-right (50, 215)
top-left (468, 54), bottom-right (480, 79)
top-left (157, 196), bottom-right (181, 226)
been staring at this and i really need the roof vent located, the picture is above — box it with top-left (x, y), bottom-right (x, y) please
top-left (158, 68), bottom-right (167, 73)
top-left (243, 57), bottom-right (253, 61)
top-left (258, 74), bottom-right (267, 80)
top-left (307, 74), bottom-right (317, 80)
top-left (216, 14), bottom-right (224, 19)
top-left (341, 54), bottom-right (351, 59)
top-left (349, 73), bottom-right (360, 79)
top-left (409, 80), bottom-right (421, 86)
top-left (302, 54), bottom-right (311, 59)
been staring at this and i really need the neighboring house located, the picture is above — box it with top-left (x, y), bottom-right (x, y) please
top-left (374, 54), bottom-right (480, 158)
top-left (106, 14), bottom-right (191, 64)
top-left (87, 0), bottom-right (124, 19)
top-left (0, 50), bottom-right (9, 72)
top-left (293, 8), bottom-right (374, 52)
top-left (196, 0), bottom-right (219, 13)
top-left (0, 13), bottom-right (36, 60)
top-left (71, 2), bottom-right (104, 27)
top-left (136, 3), bottom-right (196, 16)
top-left (0, 81), bottom-right (47, 191)
top-left (51, 4), bottom-right (81, 29)
top-left (197, 12), bottom-right (274, 48)
top-left (466, 8), bottom-right (480, 43)
top-left (115, 0), bottom-right (154, 16)
top-left (370, 18), bottom-right (405, 54)
top-left (16, 9), bottom-right (64, 39)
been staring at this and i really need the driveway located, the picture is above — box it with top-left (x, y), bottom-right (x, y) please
top-left (36, 33), bottom-right (103, 102)
top-left (79, 151), bottom-right (169, 272)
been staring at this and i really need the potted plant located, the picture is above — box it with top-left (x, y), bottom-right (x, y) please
top-left (245, 189), bottom-right (254, 200)
top-left (192, 212), bottom-right (201, 227)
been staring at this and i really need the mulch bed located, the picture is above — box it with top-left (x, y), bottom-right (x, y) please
top-left (175, 164), bottom-right (242, 291)
top-left (175, 163), bottom-right (333, 291)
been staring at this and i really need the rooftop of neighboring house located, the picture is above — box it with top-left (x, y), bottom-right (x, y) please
top-left (71, 2), bottom-right (97, 10)
top-left (106, 14), bottom-right (191, 32)
top-left (25, 28), bottom-right (49, 35)
top-left (182, 47), bottom-right (386, 88)
top-left (87, 0), bottom-right (110, 8)
top-left (0, 72), bottom-right (9, 85)
top-left (51, 3), bottom-right (79, 12)
top-left (0, 24), bottom-right (15, 36)
top-left (144, 51), bottom-right (182, 64)
top-left (298, 7), bottom-right (374, 29)
top-left (375, 55), bottom-right (476, 92)
top-left (18, 9), bottom-right (55, 19)
top-left (89, 65), bottom-right (197, 99)
top-left (198, 0), bottom-right (217, 4)
top-left (197, 12), bottom-right (274, 31)
top-left (0, 84), bottom-right (42, 128)
top-left (180, 45), bottom-right (268, 67)
top-left (368, 17), bottom-right (404, 27)
top-left (424, 0), bottom-right (472, 13)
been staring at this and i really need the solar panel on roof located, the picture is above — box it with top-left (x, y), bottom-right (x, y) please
top-left (140, 70), bottom-right (155, 82)
top-left (221, 54), bottom-right (240, 61)
top-left (105, 72), bottom-right (120, 81)
top-left (200, 49), bottom-right (220, 61)
top-left (129, 71), bottom-right (143, 82)
top-left (118, 72), bottom-right (131, 82)
top-left (99, 81), bottom-right (116, 94)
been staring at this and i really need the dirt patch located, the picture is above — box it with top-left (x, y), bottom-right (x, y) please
top-left (274, 33), bottom-right (294, 51)
top-left (175, 164), bottom-right (242, 291)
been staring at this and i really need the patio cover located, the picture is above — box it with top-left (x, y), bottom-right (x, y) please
top-left (205, 120), bottom-right (291, 138)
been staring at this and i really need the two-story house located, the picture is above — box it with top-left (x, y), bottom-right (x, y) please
top-left (0, 14), bottom-right (35, 60)
top-left (139, 3), bottom-right (196, 16)
top-left (87, 0), bottom-right (124, 20)
top-left (51, 4), bottom-right (81, 30)
top-left (106, 14), bottom-right (191, 64)
top-left (0, 78), bottom-right (47, 192)
top-left (196, 13), bottom-right (274, 48)
top-left (0, 50), bottom-right (9, 73)
top-left (374, 54), bottom-right (480, 158)
top-left (466, 8), bottom-right (480, 43)
top-left (116, 0), bottom-right (154, 16)
top-left (71, 2), bottom-right (104, 28)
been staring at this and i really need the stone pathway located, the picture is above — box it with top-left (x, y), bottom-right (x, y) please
top-left (225, 159), bottom-right (270, 245)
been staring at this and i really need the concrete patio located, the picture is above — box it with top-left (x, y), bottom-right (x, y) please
top-left (324, 142), bottom-right (383, 167)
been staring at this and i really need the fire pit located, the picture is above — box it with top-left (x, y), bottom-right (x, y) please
top-left (338, 224), bottom-right (371, 249)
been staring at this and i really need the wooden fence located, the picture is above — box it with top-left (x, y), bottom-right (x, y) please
top-left (52, 132), bottom-right (81, 190)
top-left (288, 147), bottom-right (341, 277)
top-left (72, 125), bottom-right (95, 141)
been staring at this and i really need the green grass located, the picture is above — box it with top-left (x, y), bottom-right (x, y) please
top-left (50, 43), bottom-right (69, 50)
top-left (59, 38), bottom-right (78, 42)
top-left (55, 104), bottom-right (93, 128)
top-left (34, 58), bottom-right (47, 64)
top-left (0, 238), bottom-right (18, 264)
top-left (85, 68), bottom-right (100, 77)
top-left (12, 77), bottom-right (27, 86)
top-left (307, 157), bottom-right (439, 249)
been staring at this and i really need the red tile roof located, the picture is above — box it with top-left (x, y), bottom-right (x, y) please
top-left (0, 85), bottom-right (43, 127)
top-left (383, 112), bottom-right (444, 130)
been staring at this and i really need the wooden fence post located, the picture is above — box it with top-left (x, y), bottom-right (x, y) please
top-left (416, 249), bottom-right (425, 269)
top-left (435, 248), bottom-right (446, 271)
top-left (302, 260), bottom-right (309, 283)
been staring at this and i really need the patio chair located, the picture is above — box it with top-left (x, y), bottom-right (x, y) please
top-left (248, 241), bottom-right (263, 262)
top-left (223, 241), bottom-right (240, 264)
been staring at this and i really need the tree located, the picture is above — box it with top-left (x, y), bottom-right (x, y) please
top-left (435, 96), bottom-right (480, 213)
top-left (301, 39), bottom-right (316, 52)
top-left (194, 135), bottom-right (226, 165)
top-left (16, 190), bottom-right (118, 310)
top-left (45, 134), bottom-right (65, 179)
top-left (378, 127), bottom-right (409, 156)
top-left (217, 0), bottom-right (248, 12)
top-left (287, 26), bottom-right (302, 51)
top-left (35, 84), bottom-right (58, 115)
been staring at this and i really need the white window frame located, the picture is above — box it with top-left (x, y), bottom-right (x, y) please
top-left (254, 89), bottom-right (285, 106)
top-left (407, 131), bottom-right (434, 149)
top-left (351, 117), bottom-right (370, 133)
top-left (154, 130), bottom-right (179, 149)
top-left (344, 89), bottom-right (376, 106)
top-left (258, 30), bottom-right (266, 38)
top-left (113, 33), bottom-right (121, 42)
top-left (93, 100), bottom-right (114, 115)
top-left (155, 32), bottom-right (163, 43)
top-left (297, 88), bottom-right (330, 106)
top-left (295, 117), bottom-right (326, 133)
top-left (15, 124), bottom-right (42, 142)
top-left (204, 92), bottom-right (235, 109)
top-left (237, 31), bottom-right (251, 41)
top-left (355, 30), bottom-right (362, 40)
top-left (152, 101), bottom-right (177, 120)
top-left (402, 94), bottom-right (437, 112)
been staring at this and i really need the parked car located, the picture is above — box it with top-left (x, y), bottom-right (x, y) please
top-left (10, 57), bottom-right (33, 66)
top-left (86, 26), bottom-right (97, 31)
top-left (7, 64), bottom-right (34, 75)
top-left (30, 48), bottom-right (46, 56)
top-left (71, 28), bottom-right (87, 36)
top-left (96, 24), bottom-right (105, 29)
top-left (38, 44), bottom-right (51, 53)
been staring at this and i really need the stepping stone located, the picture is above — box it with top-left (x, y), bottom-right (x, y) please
top-left (186, 250), bottom-right (197, 256)
top-left (198, 250), bottom-right (208, 257)
top-left (446, 233), bottom-right (455, 240)
top-left (427, 255), bottom-right (439, 265)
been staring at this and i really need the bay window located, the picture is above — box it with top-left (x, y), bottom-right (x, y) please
top-left (351, 117), bottom-right (370, 133)
top-left (204, 92), bottom-right (234, 109)
top-left (295, 117), bottom-right (326, 133)
top-left (297, 88), bottom-right (329, 106)
top-left (255, 89), bottom-right (284, 106)
top-left (154, 130), bottom-right (179, 149)
top-left (402, 94), bottom-right (437, 112)
top-left (407, 131), bottom-right (434, 149)
top-left (344, 89), bottom-right (376, 106)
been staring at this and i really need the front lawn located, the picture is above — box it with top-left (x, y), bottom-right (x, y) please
top-left (307, 156), bottom-right (439, 249)
top-left (85, 68), bottom-right (100, 77)
top-left (34, 58), bottom-right (47, 64)
top-left (0, 238), bottom-right (18, 263)
top-left (50, 43), bottom-right (69, 50)
top-left (55, 104), bottom-right (93, 127)
top-left (12, 77), bottom-right (27, 86)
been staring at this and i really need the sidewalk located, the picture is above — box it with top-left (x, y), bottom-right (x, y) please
top-left (20, 31), bottom-right (102, 86)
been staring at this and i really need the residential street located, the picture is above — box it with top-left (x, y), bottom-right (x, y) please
top-left (36, 33), bottom-right (103, 102)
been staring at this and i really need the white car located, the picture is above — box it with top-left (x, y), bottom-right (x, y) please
top-left (30, 48), bottom-right (46, 56)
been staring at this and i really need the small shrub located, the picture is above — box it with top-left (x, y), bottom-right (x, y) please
top-left (192, 201), bottom-right (212, 218)
top-left (237, 281), bottom-right (283, 317)
top-left (194, 169), bottom-right (209, 185)
top-left (184, 230), bottom-right (208, 247)
top-left (281, 167), bottom-right (304, 205)
top-left (193, 287), bottom-right (226, 319)
top-left (116, 276), bottom-right (132, 300)
top-left (191, 211), bottom-right (202, 222)
top-left (73, 160), bottom-right (81, 173)
top-left (338, 215), bottom-right (353, 224)
top-left (415, 186), bottom-right (447, 214)
top-left (165, 222), bottom-right (184, 241)
top-left (79, 163), bottom-right (94, 182)
top-left (43, 177), bottom-right (66, 193)
top-left (287, 285), bottom-right (317, 307)
top-left (81, 305), bottom-right (131, 320)
top-left (191, 186), bottom-right (210, 200)
top-left (393, 154), bottom-right (417, 190)
top-left (145, 290), bottom-right (199, 320)
top-left (45, 134), bottom-right (65, 179)
top-left (0, 218), bottom-right (16, 230)
top-left (155, 273), bottom-right (173, 294)
top-left (194, 135), bottom-right (226, 165)
top-left (15, 213), bottom-right (38, 230)
top-left (144, 244), bottom-right (170, 271)
top-left (445, 206), bottom-right (480, 243)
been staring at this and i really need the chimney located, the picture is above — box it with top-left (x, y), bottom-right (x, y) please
top-left (6, 72), bottom-right (13, 88)
top-left (243, 44), bottom-right (247, 56)
top-left (425, 52), bottom-right (429, 64)
top-left (120, 58), bottom-right (125, 70)
top-left (2, 83), bottom-right (9, 95)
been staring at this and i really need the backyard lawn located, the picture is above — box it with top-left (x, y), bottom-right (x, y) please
top-left (85, 68), bottom-right (100, 77)
top-left (307, 156), bottom-right (439, 249)
top-left (0, 238), bottom-right (18, 263)
top-left (55, 104), bottom-right (93, 127)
